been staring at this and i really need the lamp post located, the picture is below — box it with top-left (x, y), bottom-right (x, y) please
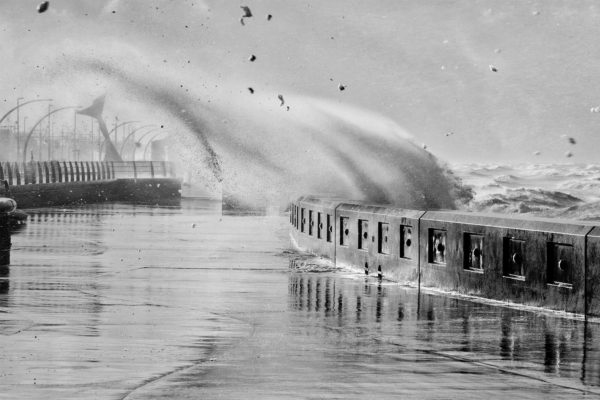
top-left (16, 97), bottom-right (23, 159)
top-left (0, 98), bottom-right (52, 160)
top-left (47, 103), bottom-right (52, 160)
top-left (0, 98), bottom-right (53, 126)
top-left (73, 111), bottom-right (77, 161)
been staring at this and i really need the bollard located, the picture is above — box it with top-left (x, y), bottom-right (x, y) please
top-left (0, 197), bottom-right (16, 266)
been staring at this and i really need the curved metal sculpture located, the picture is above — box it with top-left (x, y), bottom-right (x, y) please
top-left (22, 106), bottom-right (79, 162)
top-left (77, 95), bottom-right (122, 162)
top-left (134, 130), bottom-right (169, 160)
top-left (96, 120), bottom-right (139, 158)
top-left (143, 132), bottom-right (171, 160)
top-left (0, 98), bottom-right (52, 127)
top-left (119, 125), bottom-right (156, 156)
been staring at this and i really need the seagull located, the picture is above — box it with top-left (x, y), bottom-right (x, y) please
top-left (241, 6), bottom-right (253, 18)
top-left (248, 87), bottom-right (254, 94)
top-left (568, 137), bottom-right (576, 144)
top-left (533, 151), bottom-right (541, 156)
top-left (489, 64), bottom-right (498, 72)
top-left (266, 14), bottom-right (273, 21)
top-left (445, 131), bottom-right (454, 137)
top-left (240, 6), bottom-right (253, 25)
top-left (249, 54), bottom-right (256, 62)
top-left (37, 1), bottom-right (49, 13)
top-left (565, 151), bottom-right (573, 158)
top-left (338, 83), bottom-right (346, 91)
top-left (278, 94), bottom-right (285, 106)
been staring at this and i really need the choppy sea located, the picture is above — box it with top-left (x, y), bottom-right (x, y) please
top-left (451, 163), bottom-right (600, 220)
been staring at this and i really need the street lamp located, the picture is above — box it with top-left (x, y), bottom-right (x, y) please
top-left (0, 98), bottom-right (52, 160)
top-left (16, 97), bottom-right (23, 159)
top-left (0, 98), bottom-right (53, 126)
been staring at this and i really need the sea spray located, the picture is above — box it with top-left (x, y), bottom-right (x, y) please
top-left (46, 57), bottom-right (465, 210)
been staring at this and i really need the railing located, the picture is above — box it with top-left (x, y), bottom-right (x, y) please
top-left (0, 161), bottom-right (176, 186)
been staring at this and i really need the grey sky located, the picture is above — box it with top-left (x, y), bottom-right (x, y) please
top-left (1, 0), bottom-right (599, 164)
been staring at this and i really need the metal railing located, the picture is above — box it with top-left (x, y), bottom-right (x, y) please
top-left (0, 161), bottom-right (176, 186)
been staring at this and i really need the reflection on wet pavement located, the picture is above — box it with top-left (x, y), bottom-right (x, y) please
top-left (1, 199), bottom-right (600, 399)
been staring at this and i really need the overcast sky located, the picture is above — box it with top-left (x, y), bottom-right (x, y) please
top-left (1, 0), bottom-right (600, 164)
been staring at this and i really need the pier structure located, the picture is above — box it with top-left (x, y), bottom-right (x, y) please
top-left (0, 160), bottom-right (180, 208)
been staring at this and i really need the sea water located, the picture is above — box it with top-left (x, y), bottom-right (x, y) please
top-left (1, 198), bottom-right (600, 399)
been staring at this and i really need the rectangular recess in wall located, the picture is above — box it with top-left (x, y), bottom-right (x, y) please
top-left (547, 243), bottom-right (574, 288)
top-left (358, 219), bottom-right (369, 250)
top-left (317, 212), bottom-right (323, 239)
top-left (503, 238), bottom-right (526, 280)
top-left (428, 229), bottom-right (447, 265)
top-left (400, 225), bottom-right (413, 259)
top-left (339, 216), bottom-right (349, 246)
top-left (464, 233), bottom-right (484, 272)
top-left (378, 222), bottom-right (390, 254)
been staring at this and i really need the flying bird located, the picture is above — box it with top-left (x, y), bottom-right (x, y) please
top-left (533, 151), bottom-right (541, 156)
top-left (278, 94), bottom-right (285, 106)
top-left (249, 54), bottom-right (256, 62)
top-left (241, 6), bottom-right (253, 18)
top-left (565, 151), bottom-right (573, 158)
top-left (489, 64), bottom-right (498, 72)
top-left (239, 17), bottom-right (245, 26)
top-left (568, 137), bottom-right (576, 145)
top-left (248, 87), bottom-right (254, 94)
top-left (338, 83), bottom-right (346, 91)
top-left (445, 131), bottom-right (454, 137)
top-left (37, 1), bottom-right (49, 13)
top-left (267, 14), bottom-right (273, 21)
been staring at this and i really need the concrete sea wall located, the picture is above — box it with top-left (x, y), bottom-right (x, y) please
top-left (0, 161), bottom-right (180, 208)
top-left (290, 196), bottom-right (600, 317)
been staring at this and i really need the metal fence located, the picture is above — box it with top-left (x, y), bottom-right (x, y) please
top-left (0, 161), bottom-right (176, 186)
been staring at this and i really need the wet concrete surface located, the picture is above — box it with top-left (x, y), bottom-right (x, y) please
top-left (1, 199), bottom-right (600, 399)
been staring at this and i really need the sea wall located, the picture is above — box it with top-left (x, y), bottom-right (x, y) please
top-left (0, 161), bottom-right (180, 208)
top-left (290, 196), bottom-right (600, 317)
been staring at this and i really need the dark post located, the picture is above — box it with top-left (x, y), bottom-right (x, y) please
top-left (13, 163), bottom-right (21, 186)
top-left (36, 162), bottom-right (43, 184)
top-left (6, 164), bottom-right (12, 186)
top-left (0, 197), bottom-right (16, 266)
top-left (43, 162), bottom-right (50, 184)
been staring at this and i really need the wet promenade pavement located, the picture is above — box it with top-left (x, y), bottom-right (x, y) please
top-left (1, 199), bottom-right (600, 399)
